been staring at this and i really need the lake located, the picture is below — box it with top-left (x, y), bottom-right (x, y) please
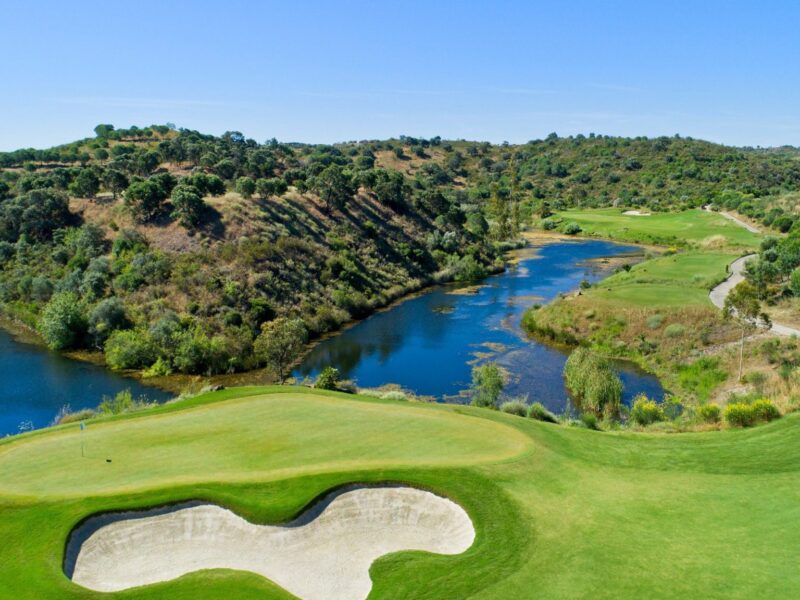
top-left (0, 329), bottom-right (172, 436)
top-left (296, 239), bottom-right (665, 412)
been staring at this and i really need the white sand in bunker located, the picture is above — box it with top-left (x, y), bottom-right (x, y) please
top-left (622, 210), bottom-right (651, 216)
top-left (68, 485), bottom-right (475, 600)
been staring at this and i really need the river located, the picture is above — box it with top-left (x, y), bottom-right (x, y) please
top-left (0, 238), bottom-right (664, 436)
top-left (296, 239), bottom-right (664, 411)
top-left (0, 329), bottom-right (171, 436)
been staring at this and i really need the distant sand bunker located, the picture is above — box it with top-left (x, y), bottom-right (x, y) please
top-left (622, 210), bottom-right (651, 216)
top-left (66, 485), bottom-right (475, 600)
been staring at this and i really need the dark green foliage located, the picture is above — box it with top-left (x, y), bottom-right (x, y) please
top-left (315, 366), bottom-right (341, 390)
top-left (105, 329), bottom-right (158, 370)
top-left (88, 297), bottom-right (130, 348)
top-left (0, 188), bottom-right (72, 242)
top-left (171, 185), bottom-right (206, 229)
top-left (254, 317), bottom-right (308, 382)
top-left (527, 401), bottom-right (558, 423)
top-left (235, 176), bottom-right (256, 199)
top-left (313, 164), bottom-right (356, 212)
top-left (68, 168), bottom-right (100, 198)
top-left (470, 362), bottom-right (504, 408)
top-left (124, 179), bottom-right (168, 222)
top-left (499, 399), bottom-right (527, 417)
top-left (255, 177), bottom-right (288, 199)
top-left (39, 292), bottom-right (86, 350)
top-left (564, 348), bottom-right (623, 418)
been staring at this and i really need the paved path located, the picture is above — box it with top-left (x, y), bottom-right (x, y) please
top-left (703, 205), bottom-right (761, 233)
top-left (708, 248), bottom-right (800, 337)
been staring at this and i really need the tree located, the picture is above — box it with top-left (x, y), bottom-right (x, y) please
top-left (564, 348), bottom-right (623, 418)
top-left (124, 179), bottom-right (168, 222)
top-left (313, 165), bottom-right (356, 212)
top-left (94, 124), bottom-right (115, 138)
top-left (254, 317), bottom-right (308, 382)
top-left (88, 297), bottom-right (130, 348)
top-left (39, 292), bottom-right (86, 350)
top-left (470, 362), bottom-right (504, 408)
top-left (0, 188), bottom-right (72, 242)
top-left (68, 168), bottom-right (100, 199)
top-left (236, 176), bottom-right (256, 199)
top-left (723, 280), bottom-right (765, 380)
top-left (171, 185), bottom-right (206, 229)
top-left (103, 169), bottom-right (129, 199)
top-left (315, 366), bottom-right (341, 390)
top-left (256, 177), bottom-right (288, 199)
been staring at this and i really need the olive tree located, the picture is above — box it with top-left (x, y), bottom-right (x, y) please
top-left (254, 317), bottom-right (308, 382)
top-left (724, 281), bottom-right (768, 380)
top-left (470, 362), bottom-right (504, 408)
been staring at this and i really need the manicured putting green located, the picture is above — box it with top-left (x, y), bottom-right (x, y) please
top-left (0, 390), bottom-right (529, 498)
top-left (2, 387), bottom-right (800, 599)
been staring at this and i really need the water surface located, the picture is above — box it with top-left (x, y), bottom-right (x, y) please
top-left (0, 329), bottom-right (171, 436)
top-left (296, 240), bottom-right (664, 412)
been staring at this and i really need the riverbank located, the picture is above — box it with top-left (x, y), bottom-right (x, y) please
top-left (524, 208), bottom-right (800, 420)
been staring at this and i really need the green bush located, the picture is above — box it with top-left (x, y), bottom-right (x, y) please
top-left (564, 348), bottom-right (623, 417)
top-left (580, 413), bottom-right (600, 430)
top-left (105, 329), bottom-right (158, 370)
top-left (724, 402), bottom-right (756, 427)
top-left (39, 292), bottom-right (86, 350)
top-left (315, 366), bottom-right (341, 390)
top-left (664, 323), bottom-right (686, 338)
top-left (470, 362), bottom-right (504, 408)
top-left (751, 399), bottom-right (781, 422)
top-left (696, 403), bottom-right (721, 423)
top-left (629, 394), bottom-right (665, 426)
top-left (527, 402), bottom-right (558, 423)
top-left (563, 222), bottom-right (582, 235)
top-left (541, 218), bottom-right (557, 230)
top-left (500, 400), bottom-right (528, 417)
top-left (646, 314), bottom-right (664, 329)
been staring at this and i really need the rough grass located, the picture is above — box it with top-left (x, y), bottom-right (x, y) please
top-left (2, 387), bottom-right (800, 598)
top-left (553, 208), bottom-right (761, 249)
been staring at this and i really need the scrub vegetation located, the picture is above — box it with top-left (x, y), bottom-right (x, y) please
top-left (525, 205), bottom-right (800, 429)
top-left (1, 127), bottom-right (799, 383)
top-left (2, 387), bottom-right (800, 598)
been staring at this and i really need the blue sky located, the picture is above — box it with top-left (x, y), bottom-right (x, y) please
top-left (1, 0), bottom-right (798, 150)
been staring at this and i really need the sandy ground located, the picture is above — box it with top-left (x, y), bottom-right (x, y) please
top-left (622, 210), bottom-right (651, 216)
top-left (68, 485), bottom-right (475, 600)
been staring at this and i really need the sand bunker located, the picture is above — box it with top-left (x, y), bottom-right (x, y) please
top-left (622, 210), bottom-right (651, 216)
top-left (66, 485), bottom-right (475, 600)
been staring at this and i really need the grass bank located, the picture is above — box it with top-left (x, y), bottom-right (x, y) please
top-left (528, 208), bottom-right (764, 406)
top-left (2, 386), bottom-right (800, 598)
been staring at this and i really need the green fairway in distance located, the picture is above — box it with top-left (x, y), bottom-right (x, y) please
top-left (556, 208), bottom-right (761, 249)
top-left (590, 251), bottom-right (735, 307)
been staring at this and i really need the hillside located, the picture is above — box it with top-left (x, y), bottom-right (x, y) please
top-left (1, 125), bottom-right (799, 380)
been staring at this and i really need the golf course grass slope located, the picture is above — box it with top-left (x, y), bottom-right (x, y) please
top-left (1, 386), bottom-right (800, 598)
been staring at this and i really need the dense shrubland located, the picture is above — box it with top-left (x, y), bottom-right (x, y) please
top-left (1, 125), bottom-right (799, 380)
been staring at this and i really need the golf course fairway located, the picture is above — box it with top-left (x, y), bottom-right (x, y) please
top-left (1, 386), bottom-right (800, 599)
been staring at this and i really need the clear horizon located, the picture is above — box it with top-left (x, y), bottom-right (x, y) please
top-left (2, 0), bottom-right (799, 151)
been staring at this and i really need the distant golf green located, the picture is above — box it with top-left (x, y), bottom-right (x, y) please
top-left (2, 386), bottom-right (800, 598)
top-left (557, 208), bottom-right (761, 249)
top-left (590, 251), bottom-right (735, 307)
